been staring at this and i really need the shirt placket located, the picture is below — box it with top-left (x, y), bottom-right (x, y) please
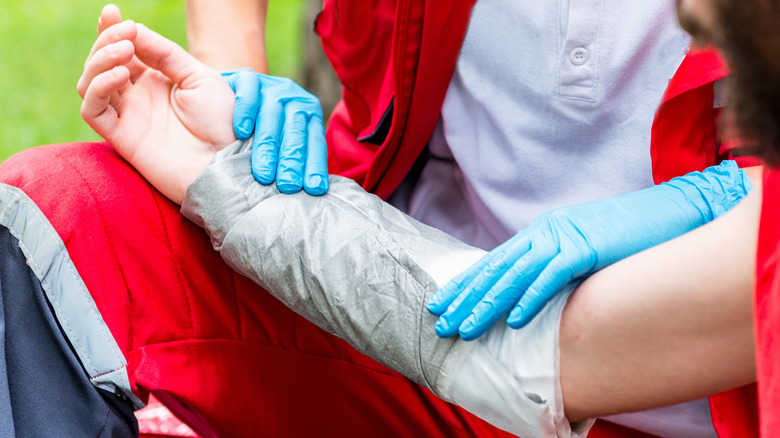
top-left (559, 0), bottom-right (603, 101)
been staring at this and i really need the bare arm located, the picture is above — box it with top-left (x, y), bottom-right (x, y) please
top-left (185, 0), bottom-right (269, 73)
top-left (561, 173), bottom-right (761, 421)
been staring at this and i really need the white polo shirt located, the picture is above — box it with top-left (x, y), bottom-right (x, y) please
top-left (393, 0), bottom-right (692, 250)
top-left (390, 0), bottom-right (719, 436)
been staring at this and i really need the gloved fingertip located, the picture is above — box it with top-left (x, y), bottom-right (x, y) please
top-left (304, 174), bottom-right (329, 196)
top-left (276, 175), bottom-right (304, 194)
top-left (236, 118), bottom-right (254, 139)
top-left (434, 318), bottom-right (455, 338)
top-left (426, 292), bottom-right (448, 314)
top-left (507, 310), bottom-right (529, 329)
top-left (459, 318), bottom-right (479, 341)
top-left (276, 183), bottom-right (302, 194)
top-left (252, 168), bottom-right (275, 186)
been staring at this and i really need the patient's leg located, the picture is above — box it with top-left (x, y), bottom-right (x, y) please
top-left (0, 142), bottom-right (513, 438)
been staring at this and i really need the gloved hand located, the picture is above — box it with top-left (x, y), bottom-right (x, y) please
top-left (427, 161), bottom-right (752, 341)
top-left (222, 68), bottom-right (329, 195)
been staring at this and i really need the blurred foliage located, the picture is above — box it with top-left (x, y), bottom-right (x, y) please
top-left (0, 0), bottom-right (306, 162)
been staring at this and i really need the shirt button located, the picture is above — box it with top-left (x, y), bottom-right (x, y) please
top-left (570, 47), bottom-right (589, 65)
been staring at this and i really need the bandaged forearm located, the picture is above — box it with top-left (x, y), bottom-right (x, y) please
top-left (181, 140), bottom-right (592, 437)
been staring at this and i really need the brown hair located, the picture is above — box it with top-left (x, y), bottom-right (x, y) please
top-left (714, 0), bottom-right (780, 166)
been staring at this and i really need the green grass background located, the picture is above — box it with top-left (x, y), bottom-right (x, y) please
top-left (0, 0), bottom-right (306, 163)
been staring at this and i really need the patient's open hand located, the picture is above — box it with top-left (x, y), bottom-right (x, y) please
top-left (78, 5), bottom-right (236, 204)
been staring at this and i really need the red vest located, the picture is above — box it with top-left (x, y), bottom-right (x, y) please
top-left (317, 0), bottom-right (476, 199)
top-left (317, 2), bottom-right (760, 435)
top-left (651, 46), bottom-right (761, 184)
top-left (756, 167), bottom-right (780, 437)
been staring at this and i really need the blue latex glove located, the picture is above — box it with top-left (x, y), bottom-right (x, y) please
top-left (427, 161), bottom-right (752, 341)
top-left (222, 68), bottom-right (329, 195)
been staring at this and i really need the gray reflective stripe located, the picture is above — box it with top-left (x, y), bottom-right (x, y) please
top-left (0, 184), bottom-right (144, 410)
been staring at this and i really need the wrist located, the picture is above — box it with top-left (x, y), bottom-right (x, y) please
top-left (128, 142), bottom-right (219, 206)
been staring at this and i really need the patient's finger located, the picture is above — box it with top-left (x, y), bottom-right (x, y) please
top-left (99, 5), bottom-right (147, 78)
top-left (97, 4), bottom-right (122, 35)
top-left (81, 65), bottom-right (130, 141)
top-left (78, 40), bottom-right (134, 98)
top-left (79, 20), bottom-right (138, 97)
top-left (95, 4), bottom-right (145, 81)
top-left (132, 23), bottom-right (212, 88)
top-left (85, 20), bottom-right (136, 68)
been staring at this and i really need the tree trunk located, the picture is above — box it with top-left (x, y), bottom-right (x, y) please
top-left (302, 0), bottom-right (341, 120)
